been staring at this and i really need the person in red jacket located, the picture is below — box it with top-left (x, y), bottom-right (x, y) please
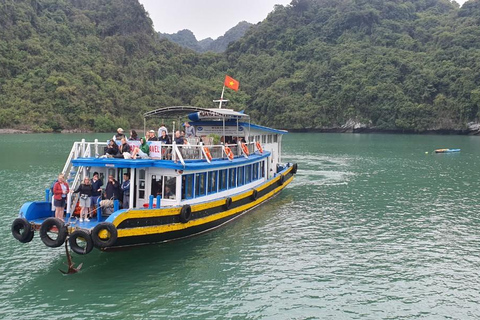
top-left (53, 173), bottom-right (69, 221)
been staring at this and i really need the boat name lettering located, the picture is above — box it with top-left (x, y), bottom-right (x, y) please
top-left (105, 164), bottom-right (115, 167)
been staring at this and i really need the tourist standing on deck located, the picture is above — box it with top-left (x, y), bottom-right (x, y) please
top-left (184, 122), bottom-right (196, 138)
top-left (90, 172), bottom-right (103, 211)
top-left (105, 175), bottom-right (121, 201)
top-left (53, 173), bottom-right (69, 221)
top-left (72, 177), bottom-right (93, 222)
top-left (158, 130), bottom-right (171, 144)
top-left (158, 124), bottom-right (168, 138)
top-left (121, 173), bottom-right (130, 209)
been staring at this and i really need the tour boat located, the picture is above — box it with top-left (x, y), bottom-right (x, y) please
top-left (434, 148), bottom-right (461, 153)
top-left (11, 105), bottom-right (297, 258)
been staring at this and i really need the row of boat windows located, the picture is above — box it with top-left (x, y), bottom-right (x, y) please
top-left (181, 161), bottom-right (266, 200)
top-left (254, 134), bottom-right (278, 144)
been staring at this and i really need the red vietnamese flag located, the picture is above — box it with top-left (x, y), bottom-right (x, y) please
top-left (224, 75), bottom-right (239, 91)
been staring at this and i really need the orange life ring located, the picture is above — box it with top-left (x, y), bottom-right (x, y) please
top-left (241, 143), bottom-right (249, 156)
top-left (203, 146), bottom-right (212, 161)
top-left (224, 146), bottom-right (234, 160)
top-left (256, 141), bottom-right (263, 153)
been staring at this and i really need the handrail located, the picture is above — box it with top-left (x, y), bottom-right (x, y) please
top-left (66, 140), bottom-right (258, 161)
top-left (172, 143), bottom-right (185, 166)
top-left (62, 142), bottom-right (78, 175)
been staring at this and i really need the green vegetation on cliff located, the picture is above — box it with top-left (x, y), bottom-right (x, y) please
top-left (1, 0), bottom-right (480, 132)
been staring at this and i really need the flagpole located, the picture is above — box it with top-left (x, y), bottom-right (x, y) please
top-left (219, 85), bottom-right (225, 109)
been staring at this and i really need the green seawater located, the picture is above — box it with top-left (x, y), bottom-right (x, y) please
top-left (1, 133), bottom-right (479, 319)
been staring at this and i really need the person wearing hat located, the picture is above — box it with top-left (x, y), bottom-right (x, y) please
top-left (113, 128), bottom-right (126, 141)
top-left (146, 129), bottom-right (158, 141)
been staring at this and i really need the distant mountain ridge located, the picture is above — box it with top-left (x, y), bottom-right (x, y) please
top-left (159, 21), bottom-right (253, 53)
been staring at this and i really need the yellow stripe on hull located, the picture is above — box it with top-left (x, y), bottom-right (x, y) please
top-left (115, 172), bottom-right (294, 239)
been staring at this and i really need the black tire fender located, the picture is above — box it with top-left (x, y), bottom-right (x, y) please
top-left (291, 163), bottom-right (298, 174)
top-left (69, 230), bottom-right (94, 255)
top-left (11, 218), bottom-right (34, 243)
top-left (179, 205), bottom-right (192, 223)
top-left (39, 217), bottom-right (67, 248)
top-left (251, 189), bottom-right (258, 201)
top-left (224, 197), bottom-right (233, 210)
top-left (91, 222), bottom-right (118, 249)
top-left (278, 175), bottom-right (285, 186)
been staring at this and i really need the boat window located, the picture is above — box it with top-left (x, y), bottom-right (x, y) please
top-left (268, 135), bottom-right (273, 143)
top-left (208, 171), bottom-right (218, 194)
top-left (262, 135), bottom-right (266, 144)
top-left (219, 169), bottom-right (227, 191)
top-left (195, 172), bottom-right (206, 197)
top-left (228, 168), bottom-right (236, 189)
top-left (273, 134), bottom-right (278, 143)
top-left (163, 176), bottom-right (176, 200)
top-left (260, 161), bottom-right (265, 178)
top-left (151, 175), bottom-right (162, 197)
top-left (245, 164), bottom-right (252, 183)
top-left (253, 163), bottom-right (259, 180)
top-left (138, 169), bottom-right (146, 199)
top-left (237, 166), bottom-right (244, 186)
top-left (182, 174), bottom-right (194, 200)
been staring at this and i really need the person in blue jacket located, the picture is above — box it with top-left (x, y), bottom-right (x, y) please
top-left (121, 173), bottom-right (130, 209)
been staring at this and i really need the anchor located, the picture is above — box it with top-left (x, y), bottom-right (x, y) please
top-left (59, 236), bottom-right (83, 274)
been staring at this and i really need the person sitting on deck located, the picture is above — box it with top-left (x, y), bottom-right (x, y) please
top-left (174, 130), bottom-right (186, 145)
top-left (105, 139), bottom-right (119, 157)
top-left (119, 137), bottom-right (131, 158)
top-left (129, 129), bottom-right (139, 141)
top-left (146, 130), bottom-right (158, 141)
top-left (131, 137), bottom-right (150, 159)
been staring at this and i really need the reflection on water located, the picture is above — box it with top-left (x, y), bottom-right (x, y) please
top-left (0, 133), bottom-right (480, 319)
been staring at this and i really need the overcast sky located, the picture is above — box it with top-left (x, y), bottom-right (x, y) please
top-left (138, 0), bottom-right (292, 40)
top-left (138, 0), bottom-right (468, 40)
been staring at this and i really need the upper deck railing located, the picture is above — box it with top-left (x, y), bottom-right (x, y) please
top-left (67, 139), bottom-right (261, 165)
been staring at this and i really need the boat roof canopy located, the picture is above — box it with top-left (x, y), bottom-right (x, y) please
top-left (144, 106), bottom-right (250, 121)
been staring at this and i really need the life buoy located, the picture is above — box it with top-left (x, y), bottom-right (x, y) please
top-left (203, 147), bottom-right (212, 162)
top-left (278, 174), bottom-right (285, 186)
top-left (11, 217), bottom-right (34, 243)
top-left (224, 146), bottom-right (234, 160)
top-left (224, 197), bottom-right (232, 210)
top-left (251, 189), bottom-right (258, 201)
top-left (91, 222), bottom-right (118, 248)
top-left (256, 141), bottom-right (263, 154)
top-left (68, 230), bottom-right (94, 255)
top-left (39, 217), bottom-right (67, 248)
top-left (241, 143), bottom-right (249, 156)
top-left (180, 204), bottom-right (192, 223)
top-left (291, 163), bottom-right (298, 174)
